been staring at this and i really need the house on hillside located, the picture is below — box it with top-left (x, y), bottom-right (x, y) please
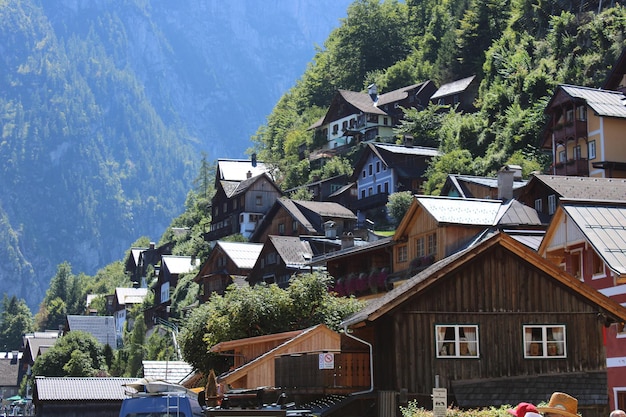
top-left (124, 241), bottom-right (174, 287)
top-left (248, 236), bottom-right (314, 287)
top-left (65, 315), bottom-right (117, 348)
top-left (194, 241), bottom-right (263, 302)
top-left (351, 142), bottom-right (440, 224)
top-left (308, 81), bottom-right (437, 153)
top-left (430, 75), bottom-right (478, 112)
top-left (440, 165), bottom-right (528, 200)
top-left (285, 174), bottom-right (351, 202)
top-left (517, 175), bottom-right (626, 219)
top-left (392, 194), bottom-right (544, 277)
top-left (538, 198), bottom-right (626, 410)
top-left (339, 232), bottom-right (626, 417)
top-left (111, 287), bottom-right (148, 339)
top-left (19, 332), bottom-right (59, 388)
top-left (250, 197), bottom-right (357, 243)
top-left (207, 159), bottom-right (282, 241)
top-left (541, 84), bottom-right (626, 178)
top-left (146, 255), bottom-right (200, 325)
top-left (0, 351), bottom-right (21, 399)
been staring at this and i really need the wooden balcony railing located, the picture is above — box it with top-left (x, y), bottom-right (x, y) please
top-left (275, 352), bottom-right (370, 394)
top-left (553, 158), bottom-right (589, 176)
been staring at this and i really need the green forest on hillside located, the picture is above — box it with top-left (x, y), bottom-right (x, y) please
top-left (250, 0), bottom-right (626, 193)
top-left (3, 0), bottom-right (626, 382)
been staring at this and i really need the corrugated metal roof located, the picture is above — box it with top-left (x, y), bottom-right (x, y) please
top-left (66, 315), bottom-right (117, 348)
top-left (455, 175), bottom-right (527, 190)
top-left (431, 75), bottom-right (476, 100)
top-left (562, 201), bottom-right (626, 275)
top-left (115, 287), bottom-right (148, 305)
top-left (560, 84), bottom-right (626, 118)
top-left (217, 241), bottom-right (263, 270)
top-left (34, 377), bottom-right (137, 400)
top-left (417, 196), bottom-right (502, 225)
top-left (142, 361), bottom-right (193, 384)
top-left (374, 143), bottom-right (440, 157)
top-left (162, 255), bottom-right (200, 274)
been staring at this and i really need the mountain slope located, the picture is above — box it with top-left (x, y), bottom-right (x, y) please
top-left (0, 0), bottom-right (351, 309)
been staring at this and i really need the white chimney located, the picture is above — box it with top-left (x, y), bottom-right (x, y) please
top-left (498, 165), bottom-right (515, 201)
top-left (368, 83), bottom-right (378, 103)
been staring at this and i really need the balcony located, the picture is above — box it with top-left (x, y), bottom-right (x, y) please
top-left (551, 120), bottom-right (587, 142)
top-left (352, 193), bottom-right (389, 211)
top-left (552, 158), bottom-right (589, 177)
top-left (275, 352), bottom-right (370, 395)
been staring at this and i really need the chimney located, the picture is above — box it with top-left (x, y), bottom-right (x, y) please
top-left (149, 242), bottom-right (155, 250)
top-left (368, 83), bottom-right (378, 103)
top-left (341, 232), bottom-right (355, 249)
top-left (246, 170), bottom-right (252, 179)
top-left (191, 255), bottom-right (196, 265)
top-left (324, 220), bottom-right (337, 238)
top-left (403, 135), bottom-right (414, 147)
top-left (497, 165), bottom-right (515, 200)
top-left (251, 153), bottom-right (257, 167)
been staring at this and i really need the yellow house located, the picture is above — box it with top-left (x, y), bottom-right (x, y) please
top-left (541, 84), bottom-right (626, 178)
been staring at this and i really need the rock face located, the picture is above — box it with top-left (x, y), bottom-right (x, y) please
top-left (0, 0), bottom-right (351, 309)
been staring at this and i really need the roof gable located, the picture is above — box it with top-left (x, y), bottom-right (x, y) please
top-left (343, 232), bottom-right (626, 327)
top-left (547, 84), bottom-right (626, 119)
top-left (215, 241), bottom-right (263, 269)
top-left (161, 255), bottom-right (200, 275)
top-left (269, 236), bottom-right (314, 267)
top-left (216, 159), bottom-right (270, 182)
top-left (431, 75), bottom-right (476, 100)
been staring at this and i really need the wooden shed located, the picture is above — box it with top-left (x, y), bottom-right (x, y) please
top-left (342, 231), bottom-right (626, 417)
top-left (211, 324), bottom-right (341, 390)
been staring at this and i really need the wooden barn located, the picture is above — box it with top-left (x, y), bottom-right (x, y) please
top-left (341, 231), bottom-right (626, 417)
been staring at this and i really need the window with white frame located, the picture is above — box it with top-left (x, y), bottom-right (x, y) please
top-left (535, 198), bottom-right (542, 212)
top-left (428, 233), bottom-right (437, 255)
top-left (523, 325), bottom-right (566, 358)
top-left (416, 237), bottom-right (425, 258)
top-left (591, 250), bottom-right (605, 278)
top-left (548, 194), bottom-right (557, 215)
top-left (577, 105), bottom-right (587, 121)
top-left (588, 140), bottom-right (596, 160)
top-left (436, 325), bottom-right (479, 358)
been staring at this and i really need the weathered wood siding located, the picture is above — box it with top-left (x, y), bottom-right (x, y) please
top-left (365, 244), bottom-right (606, 395)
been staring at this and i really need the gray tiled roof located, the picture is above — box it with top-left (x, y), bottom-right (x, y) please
top-left (559, 84), bottom-right (626, 118)
top-left (66, 315), bottom-right (117, 347)
top-left (561, 200), bottom-right (626, 275)
top-left (115, 287), bottom-right (148, 306)
top-left (452, 371), bottom-right (606, 408)
top-left (0, 352), bottom-right (20, 386)
top-left (269, 236), bottom-right (314, 268)
top-left (34, 376), bottom-right (137, 400)
top-left (495, 200), bottom-right (543, 226)
top-left (532, 175), bottom-right (626, 200)
top-left (292, 200), bottom-right (356, 219)
top-left (431, 75), bottom-right (476, 100)
top-left (337, 90), bottom-right (388, 115)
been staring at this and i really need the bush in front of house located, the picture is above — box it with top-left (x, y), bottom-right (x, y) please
top-left (401, 402), bottom-right (516, 417)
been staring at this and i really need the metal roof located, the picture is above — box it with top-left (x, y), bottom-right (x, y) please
top-left (114, 287), bottom-right (148, 306)
top-left (431, 75), bottom-right (476, 100)
top-left (417, 196), bottom-right (503, 225)
top-left (216, 241), bottom-right (263, 269)
top-left (559, 84), bottom-right (626, 118)
top-left (269, 236), bottom-right (314, 268)
top-left (66, 315), bottom-right (117, 348)
top-left (216, 159), bottom-right (270, 181)
top-left (161, 255), bottom-right (200, 275)
top-left (142, 361), bottom-right (194, 384)
top-left (374, 143), bottom-right (440, 157)
top-left (34, 376), bottom-right (137, 401)
top-left (531, 175), bottom-right (626, 200)
top-left (561, 201), bottom-right (626, 276)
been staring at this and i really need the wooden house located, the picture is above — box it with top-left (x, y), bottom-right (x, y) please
top-left (0, 351), bottom-right (21, 399)
top-left (440, 167), bottom-right (528, 200)
top-left (538, 199), bottom-right (626, 410)
top-left (284, 174), bottom-right (350, 202)
top-left (210, 325), bottom-right (341, 390)
top-left (340, 232), bottom-right (626, 417)
top-left (391, 195), bottom-right (543, 277)
top-left (193, 241), bottom-right (262, 302)
top-left (351, 142), bottom-right (440, 224)
top-left (206, 158), bottom-right (281, 241)
top-left (308, 81), bottom-right (437, 152)
top-left (541, 84), bottom-right (626, 178)
top-left (123, 241), bottom-right (173, 287)
top-left (430, 75), bottom-right (478, 113)
top-left (517, 174), bottom-right (626, 219)
top-left (19, 332), bottom-right (59, 388)
top-left (146, 255), bottom-right (200, 324)
top-left (248, 236), bottom-right (314, 287)
top-left (250, 197), bottom-right (356, 244)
